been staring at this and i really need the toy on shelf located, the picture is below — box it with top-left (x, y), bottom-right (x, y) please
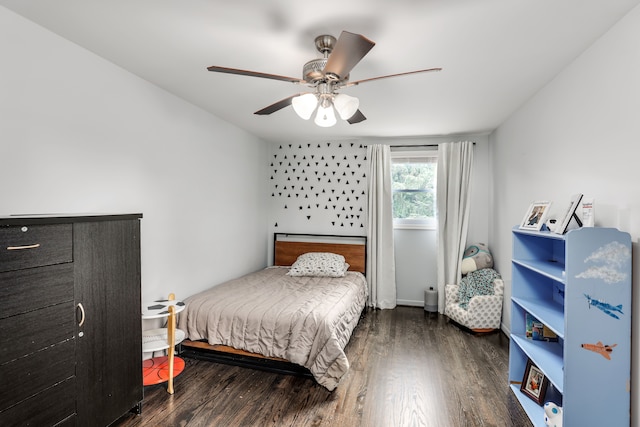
top-left (544, 401), bottom-right (563, 427)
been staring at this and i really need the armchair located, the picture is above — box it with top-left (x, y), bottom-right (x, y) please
top-left (444, 278), bottom-right (504, 333)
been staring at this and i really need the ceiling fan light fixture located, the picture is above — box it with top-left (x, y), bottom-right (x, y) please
top-left (333, 93), bottom-right (359, 120)
top-left (291, 93), bottom-right (318, 120)
top-left (314, 104), bottom-right (337, 127)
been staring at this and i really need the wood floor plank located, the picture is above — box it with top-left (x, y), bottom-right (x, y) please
top-left (113, 307), bottom-right (531, 427)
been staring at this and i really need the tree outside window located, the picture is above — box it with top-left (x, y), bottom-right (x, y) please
top-left (391, 151), bottom-right (437, 228)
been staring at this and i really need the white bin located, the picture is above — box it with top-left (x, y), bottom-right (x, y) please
top-left (424, 286), bottom-right (438, 312)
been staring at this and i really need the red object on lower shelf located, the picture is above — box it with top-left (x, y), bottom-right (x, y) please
top-left (142, 356), bottom-right (185, 386)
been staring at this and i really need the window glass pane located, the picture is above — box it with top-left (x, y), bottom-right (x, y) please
top-left (391, 160), bottom-right (437, 220)
top-left (392, 190), bottom-right (435, 219)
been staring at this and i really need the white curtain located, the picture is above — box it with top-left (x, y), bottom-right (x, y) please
top-left (436, 141), bottom-right (474, 313)
top-left (366, 145), bottom-right (396, 309)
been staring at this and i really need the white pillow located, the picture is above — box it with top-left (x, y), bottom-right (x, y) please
top-left (287, 252), bottom-right (350, 277)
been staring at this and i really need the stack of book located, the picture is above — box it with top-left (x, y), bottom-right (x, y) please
top-left (525, 313), bottom-right (559, 342)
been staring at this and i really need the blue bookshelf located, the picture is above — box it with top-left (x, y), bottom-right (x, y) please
top-left (509, 226), bottom-right (631, 426)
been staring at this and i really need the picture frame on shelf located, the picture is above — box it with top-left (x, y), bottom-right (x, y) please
top-left (519, 201), bottom-right (552, 231)
top-left (553, 193), bottom-right (583, 235)
top-left (520, 359), bottom-right (549, 405)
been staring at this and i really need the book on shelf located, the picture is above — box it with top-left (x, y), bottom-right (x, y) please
top-left (525, 313), bottom-right (558, 342)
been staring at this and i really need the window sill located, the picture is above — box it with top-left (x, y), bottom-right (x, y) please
top-left (393, 223), bottom-right (437, 231)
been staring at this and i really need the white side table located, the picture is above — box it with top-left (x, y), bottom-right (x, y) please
top-left (141, 294), bottom-right (186, 394)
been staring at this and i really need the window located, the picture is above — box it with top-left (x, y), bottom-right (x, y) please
top-left (391, 150), bottom-right (437, 229)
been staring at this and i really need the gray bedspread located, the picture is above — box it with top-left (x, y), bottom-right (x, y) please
top-left (177, 267), bottom-right (367, 390)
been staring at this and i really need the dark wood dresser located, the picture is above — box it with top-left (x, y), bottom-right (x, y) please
top-left (0, 214), bottom-right (143, 426)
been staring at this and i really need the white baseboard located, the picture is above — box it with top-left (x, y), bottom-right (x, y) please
top-left (396, 299), bottom-right (424, 307)
top-left (501, 322), bottom-right (510, 336)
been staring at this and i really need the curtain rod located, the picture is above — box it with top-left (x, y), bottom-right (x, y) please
top-left (391, 144), bottom-right (438, 148)
top-left (391, 142), bottom-right (476, 148)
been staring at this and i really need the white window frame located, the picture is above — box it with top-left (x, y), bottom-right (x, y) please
top-left (390, 149), bottom-right (438, 230)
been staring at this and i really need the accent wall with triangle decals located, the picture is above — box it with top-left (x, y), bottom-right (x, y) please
top-left (270, 141), bottom-right (368, 234)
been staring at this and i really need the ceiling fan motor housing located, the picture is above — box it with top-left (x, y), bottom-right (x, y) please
top-left (303, 57), bottom-right (348, 84)
top-left (302, 35), bottom-right (346, 84)
top-left (302, 58), bottom-right (328, 83)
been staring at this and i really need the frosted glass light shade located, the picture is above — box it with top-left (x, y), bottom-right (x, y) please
top-left (333, 94), bottom-right (359, 120)
top-left (291, 93), bottom-right (318, 120)
top-left (314, 104), bottom-right (337, 127)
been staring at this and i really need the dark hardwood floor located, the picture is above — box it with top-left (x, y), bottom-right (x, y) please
top-left (114, 307), bottom-right (531, 427)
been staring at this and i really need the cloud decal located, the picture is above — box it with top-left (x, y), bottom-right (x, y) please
top-left (576, 266), bottom-right (627, 284)
top-left (583, 241), bottom-right (630, 267)
top-left (576, 241), bottom-right (630, 284)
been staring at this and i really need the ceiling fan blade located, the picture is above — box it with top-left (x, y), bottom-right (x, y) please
top-left (207, 65), bottom-right (305, 84)
top-left (347, 110), bottom-right (367, 124)
top-left (323, 31), bottom-right (375, 80)
top-left (254, 93), bottom-right (307, 115)
top-left (345, 68), bottom-right (442, 87)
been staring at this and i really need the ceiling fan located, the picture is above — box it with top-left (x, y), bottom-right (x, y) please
top-left (207, 31), bottom-right (441, 127)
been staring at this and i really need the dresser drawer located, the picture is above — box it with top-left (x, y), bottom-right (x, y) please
top-left (1, 263), bottom-right (74, 320)
top-left (0, 301), bottom-right (75, 365)
top-left (0, 224), bottom-right (73, 273)
top-left (0, 338), bottom-right (75, 412)
top-left (0, 375), bottom-right (76, 427)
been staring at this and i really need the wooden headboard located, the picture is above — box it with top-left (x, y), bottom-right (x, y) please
top-left (273, 233), bottom-right (367, 274)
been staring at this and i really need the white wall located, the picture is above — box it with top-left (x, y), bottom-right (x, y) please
top-left (393, 228), bottom-right (437, 306)
top-left (490, 3), bottom-right (640, 422)
top-left (0, 7), bottom-right (269, 304)
top-left (267, 140), bottom-right (368, 235)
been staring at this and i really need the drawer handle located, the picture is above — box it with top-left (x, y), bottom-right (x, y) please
top-left (77, 303), bottom-right (86, 327)
top-left (6, 243), bottom-right (41, 251)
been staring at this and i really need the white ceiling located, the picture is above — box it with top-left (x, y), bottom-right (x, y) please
top-left (2, 0), bottom-right (638, 143)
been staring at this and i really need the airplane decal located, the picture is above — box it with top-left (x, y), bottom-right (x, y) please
top-left (584, 294), bottom-right (623, 320)
top-left (581, 341), bottom-right (617, 360)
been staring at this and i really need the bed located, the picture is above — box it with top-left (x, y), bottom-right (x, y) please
top-left (177, 233), bottom-right (367, 390)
